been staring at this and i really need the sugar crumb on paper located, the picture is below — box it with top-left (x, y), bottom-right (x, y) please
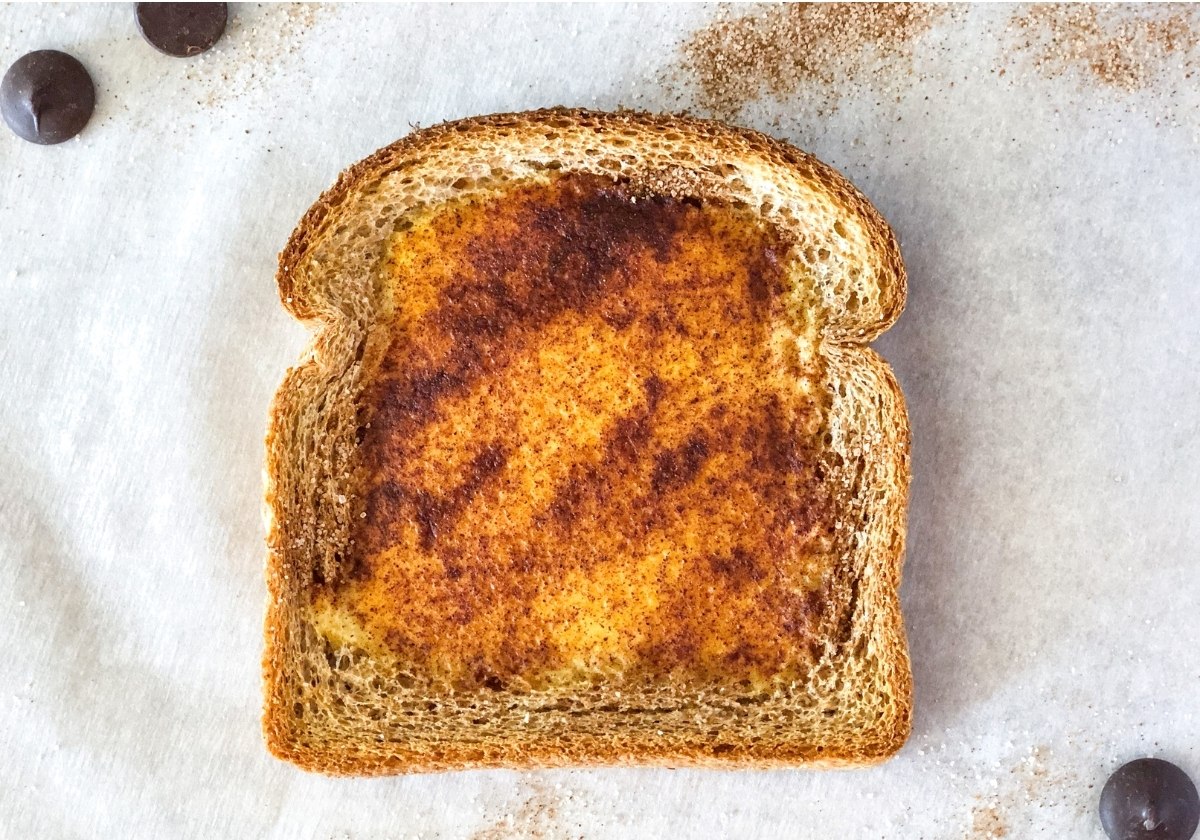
top-left (668, 3), bottom-right (951, 119)
top-left (183, 3), bottom-right (329, 108)
top-left (968, 745), bottom-right (1081, 839)
top-left (660, 4), bottom-right (1200, 133)
top-left (1008, 3), bottom-right (1200, 92)
top-left (470, 779), bottom-right (575, 840)
top-left (969, 804), bottom-right (1009, 839)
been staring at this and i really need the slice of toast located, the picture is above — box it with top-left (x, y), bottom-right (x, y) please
top-left (263, 108), bottom-right (911, 774)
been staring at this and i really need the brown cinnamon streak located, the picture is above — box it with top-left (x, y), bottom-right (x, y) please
top-left (342, 173), bottom-right (837, 687)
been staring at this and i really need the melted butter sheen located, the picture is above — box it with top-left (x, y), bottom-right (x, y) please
top-left (319, 173), bottom-right (838, 690)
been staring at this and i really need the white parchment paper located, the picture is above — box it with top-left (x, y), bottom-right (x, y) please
top-left (2, 4), bottom-right (1199, 837)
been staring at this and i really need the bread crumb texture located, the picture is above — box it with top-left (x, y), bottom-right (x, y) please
top-left (263, 109), bottom-right (910, 773)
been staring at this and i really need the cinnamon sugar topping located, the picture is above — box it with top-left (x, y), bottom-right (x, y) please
top-left (678, 3), bottom-right (949, 118)
top-left (1010, 4), bottom-right (1199, 92)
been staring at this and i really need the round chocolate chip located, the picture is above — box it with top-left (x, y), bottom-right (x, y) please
top-left (1, 50), bottom-right (96, 145)
top-left (1100, 758), bottom-right (1200, 840)
top-left (135, 3), bottom-right (228, 58)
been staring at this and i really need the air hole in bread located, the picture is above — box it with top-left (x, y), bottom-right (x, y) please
top-left (292, 702), bottom-right (304, 719)
top-left (451, 177), bottom-right (471, 190)
top-left (735, 694), bottom-right (768, 705)
top-left (833, 220), bottom-right (848, 238)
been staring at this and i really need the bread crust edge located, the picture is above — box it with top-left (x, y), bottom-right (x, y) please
top-left (262, 108), bottom-right (912, 775)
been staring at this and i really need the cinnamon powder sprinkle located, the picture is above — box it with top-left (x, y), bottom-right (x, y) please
top-left (678, 3), bottom-right (950, 119)
top-left (969, 803), bottom-right (1010, 840)
top-left (1010, 4), bottom-right (1199, 92)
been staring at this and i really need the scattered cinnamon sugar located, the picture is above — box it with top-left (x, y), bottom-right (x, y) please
top-left (675, 3), bottom-right (950, 119)
top-left (965, 746), bottom-right (1080, 838)
top-left (470, 780), bottom-right (566, 840)
top-left (969, 804), bottom-right (1009, 839)
top-left (183, 3), bottom-right (328, 108)
top-left (1009, 4), bottom-right (1199, 92)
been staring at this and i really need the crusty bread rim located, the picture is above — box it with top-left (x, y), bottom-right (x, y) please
top-left (263, 108), bottom-right (911, 774)
top-left (277, 109), bottom-right (906, 335)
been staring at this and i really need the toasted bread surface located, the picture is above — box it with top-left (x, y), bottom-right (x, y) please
top-left (264, 109), bottom-right (911, 774)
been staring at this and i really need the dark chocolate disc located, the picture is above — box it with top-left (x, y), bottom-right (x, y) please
top-left (1, 50), bottom-right (96, 145)
top-left (1099, 758), bottom-right (1200, 840)
top-left (135, 3), bottom-right (228, 58)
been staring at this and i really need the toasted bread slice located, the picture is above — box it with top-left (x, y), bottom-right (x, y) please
top-left (263, 108), bottom-right (911, 774)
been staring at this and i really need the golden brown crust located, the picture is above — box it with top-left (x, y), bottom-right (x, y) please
top-left (263, 108), bottom-right (911, 775)
top-left (276, 108), bottom-right (906, 334)
top-left (263, 734), bottom-right (894, 776)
